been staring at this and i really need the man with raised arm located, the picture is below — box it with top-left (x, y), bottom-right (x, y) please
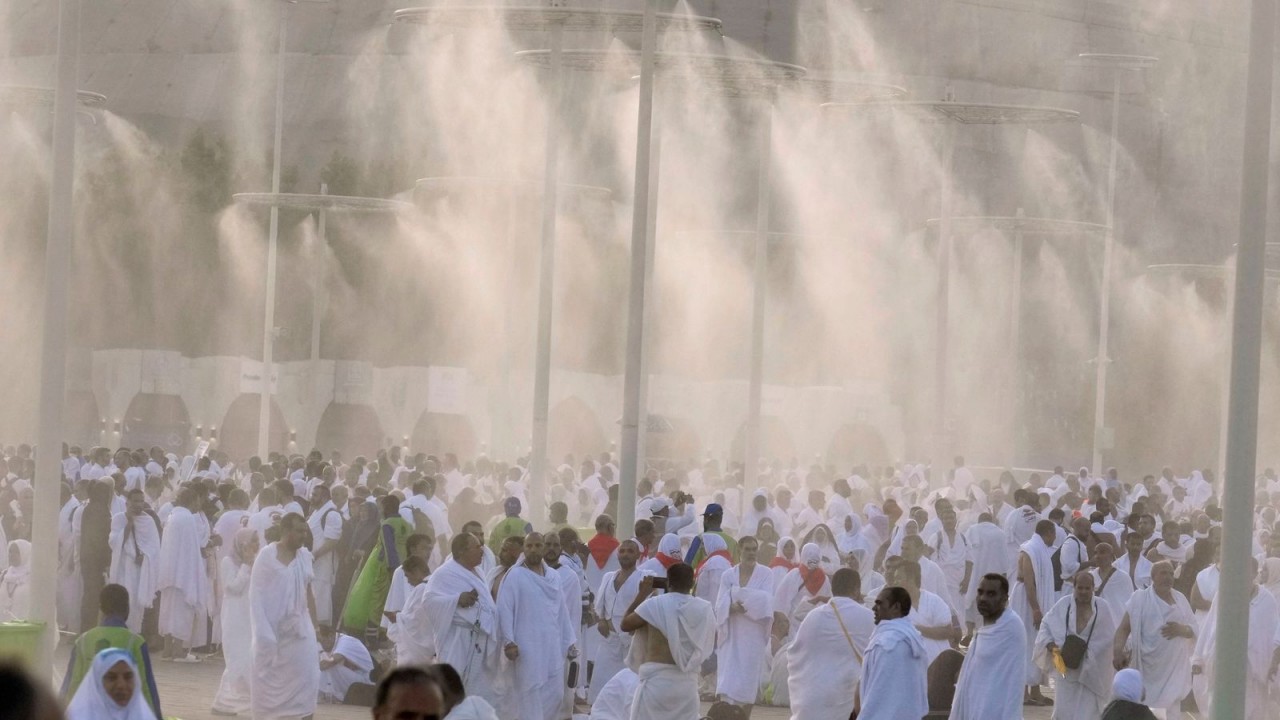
top-left (1113, 560), bottom-right (1196, 720)
top-left (621, 563), bottom-right (716, 720)
top-left (416, 531), bottom-right (499, 707)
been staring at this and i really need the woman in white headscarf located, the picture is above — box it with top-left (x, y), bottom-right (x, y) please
top-left (636, 533), bottom-right (683, 578)
top-left (835, 513), bottom-right (873, 571)
top-left (66, 648), bottom-right (155, 720)
top-left (211, 528), bottom-right (258, 715)
top-left (770, 536), bottom-right (798, 585)
top-left (772, 543), bottom-right (833, 636)
top-left (1100, 668), bottom-right (1156, 720)
top-left (0, 539), bottom-right (31, 620)
top-left (800, 524), bottom-right (842, 575)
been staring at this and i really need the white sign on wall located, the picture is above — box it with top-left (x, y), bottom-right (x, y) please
top-left (427, 366), bottom-right (469, 415)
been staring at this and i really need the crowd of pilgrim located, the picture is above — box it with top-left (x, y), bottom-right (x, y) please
top-left (3, 441), bottom-right (1280, 720)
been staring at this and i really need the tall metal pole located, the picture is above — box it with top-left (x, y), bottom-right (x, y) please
top-left (308, 183), bottom-right (328, 452)
top-left (1009, 208), bottom-right (1025, 468)
top-left (634, 109), bottom-right (663, 475)
top-left (744, 102), bottom-right (772, 506)
top-left (257, 0), bottom-right (289, 460)
top-left (618, 0), bottom-right (659, 538)
top-left (933, 125), bottom-right (955, 475)
top-left (1212, 0), bottom-right (1275, 716)
top-left (31, 0), bottom-right (80, 675)
top-left (1218, 265), bottom-right (1236, 481)
top-left (1091, 73), bottom-right (1121, 473)
top-left (528, 22), bottom-right (564, 529)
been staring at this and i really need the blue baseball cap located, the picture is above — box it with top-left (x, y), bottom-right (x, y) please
top-left (703, 502), bottom-right (723, 516)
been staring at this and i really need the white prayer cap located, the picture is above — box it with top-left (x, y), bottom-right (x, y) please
top-left (1112, 668), bottom-right (1144, 703)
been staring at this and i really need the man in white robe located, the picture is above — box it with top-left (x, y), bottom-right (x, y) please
top-left (306, 484), bottom-right (343, 626)
top-left (156, 488), bottom-right (210, 662)
top-left (590, 540), bottom-right (641, 703)
top-left (586, 668), bottom-right (638, 720)
top-left (926, 508), bottom-right (972, 617)
top-left (789, 568), bottom-right (873, 720)
top-left (713, 535), bottom-right (774, 711)
top-left (108, 489), bottom-right (160, 634)
top-left (620, 563), bottom-right (716, 720)
top-left (58, 482), bottom-right (84, 631)
top-left (962, 513), bottom-right (1008, 633)
top-left (949, 573), bottom-right (1026, 720)
top-left (1113, 561), bottom-right (1196, 720)
top-left (1117, 532), bottom-right (1153, 591)
top-left (856, 585), bottom-right (927, 720)
top-left (1011, 520), bottom-right (1057, 704)
top-left (1087, 542), bottom-right (1132, 616)
top-left (1190, 558), bottom-right (1279, 720)
top-left (389, 557), bottom-right (434, 665)
top-left (1033, 572), bottom-right (1116, 720)
top-left (893, 560), bottom-right (960, 666)
top-left (418, 532), bottom-right (500, 707)
top-left (496, 533), bottom-right (576, 720)
top-left (249, 512), bottom-right (319, 720)
top-left (317, 626), bottom-right (373, 703)
top-left (543, 532), bottom-right (586, 715)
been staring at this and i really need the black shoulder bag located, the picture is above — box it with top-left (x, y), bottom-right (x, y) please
top-left (1060, 602), bottom-right (1098, 670)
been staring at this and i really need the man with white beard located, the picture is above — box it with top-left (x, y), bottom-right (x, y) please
top-left (306, 484), bottom-right (343, 626)
top-left (108, 490), bottom-right (161, 634)
top-left (1011, 519), bottom-right (1057, 706)
top-left (621, 564), bottom-right (716, 720)
top-left (496, 532), bottom-right (577, 720)
top-left (590, 539), bottom-right (641, 703)
top-left (949, 574), bottom-right (1026, 720)
top-left (1033, 572), bottom-right (1116, 720)
top-left (1113, 560), bottom-right (1196, 720)
top-left (418, 532), bottom-right (500, 707)
top-left (1191, 557), bottom-right (1279, 720)
top-left (855, 585), bottom-right (927, 720)
top-left (156, 487), bottom-right (209, 663)
top-left (788, 568), bottom-right (873, 720)
top-left (249, 513), bottom-right (319, 720)
top-left (713, 535), bottom-right (774, 714)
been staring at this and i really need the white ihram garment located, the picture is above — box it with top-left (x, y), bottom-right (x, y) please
top-left (319, 633), bottom-right (373, 703)
top-left (857, 616), bottom-right (928, 720)
top-left (249, 544), bottom-right (319, 720)
top-left (421, 558), bottom-right (500, 707)
top-left (1011, 534), bottom-right (1056, 685)
top-left (590, 568), bottom-right (641, 703)
top-left (948, 609), bottom-right (1026, 720)
top-left (626, 592), bottom-right (716, 720)
top-left (496, 563), bottom-right (575, 720)
top-left (713, 564), bottom-right (774, 704)
top-left (787, 597), bottom-right (873, 720)
top-left (307, 501), bottom-right (343, 625)
top-left (1191, 586), bottom-right (1279, 720)
top-left (108, 512), bottom-right (160, 633)
top-left (1121, 587), bottom-right (1195, 711)
top-left (213, 555), bottom-right (253, 715)
top-left (156, 507), bottom-right (210, 645)
top-left (1033, 596), bottom-right (1116, 720)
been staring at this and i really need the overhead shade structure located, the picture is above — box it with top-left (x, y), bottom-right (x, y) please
top-left (314, 403), bottom-right (386, 460)
top-left (218, 394), bottom-right (289, 462)
top-left (120, 393), bottom-right (191, 454)
top-left (411, 410), bottom-right (478, 459)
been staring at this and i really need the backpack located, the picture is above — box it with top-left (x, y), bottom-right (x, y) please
top-left (1050, 544), bottom-right (1065, 592)
top-left (323, 507), bottom-right (353, 557)
top-left (410, 505), bottom-right (436, 542)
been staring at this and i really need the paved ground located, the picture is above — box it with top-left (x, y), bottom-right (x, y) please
top-left (56, 644), bottom-right (1056, 720)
